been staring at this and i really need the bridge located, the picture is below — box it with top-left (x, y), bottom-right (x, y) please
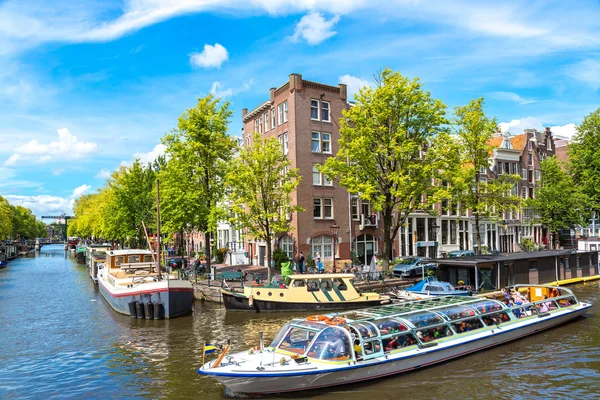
top-left (41, 214), bottom-right (73, 242)
top-left (37, 239), bottom-right (67, 248)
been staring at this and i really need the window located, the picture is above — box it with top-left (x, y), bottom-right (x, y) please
top-left (322, 132), bottom-right (331, 153)
top-left (264, 112), bottom-right (269, 131)
top-left (283, 132), bottom-right (289, 155)
top-left (116, 256), bottom-right (124, 266)
top-left (535, 170), bottom-right (540, 182)
top-left (450, 220), bottom-right (457, 244)
top-left (312, 132), bottom-right (321, 152)
top-left (528, 153), bottom-right (533, 165)
top-left (528, 140), bottom-right (533, 150)
top-left (313, 198), bottom-right (322, 218)
top-left (311, 235), bottom-right (334, 259)
top-left (512, 163), bottom-right (518, 174)
top-left (271, 108), bottom-right (276, 129)
top-left (324, 198), bottom-right (333, 218)
top-left (279, 236), bottom-right (294, 259)
top-left (144, 255), bottom-right (153, 262)
top-left (522, 186), bottom-right (527, 199)
top-left (442, 220), bottom-right (448, 245)
top-left (321, 101), bottom-right (330, 122)
top-left (254, 119), bottom-right (259, 133)
top-left (351, 198), bottom-right (359, 220)
top-left (283, 101), bottom-right (288, 123)
top-left (258, 116), bottom-right (263, 133)
top-left (278, 104), bottom-right (283, 125)
top-left (479, 166), bottom-right (486, 174)
top-left (497, 161), bottom-right (503, 174)
top-left (522, 168), bottom-right (527, 180)
top-left (312, 165), bottom-right (321, 185)
top-left (129, 255), bottom-right (140, 263)
top-left (311, 99), bottom-right (319, 120)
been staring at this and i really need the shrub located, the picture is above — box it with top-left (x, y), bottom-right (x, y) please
top-left (272, 248), bottom-right (289, 271)
top-left (521, 238), bottom-right (535, 251)
top-left (306, 253), bottom-right (314, 268)
top-left (215, 248), bottom-right (229, 264)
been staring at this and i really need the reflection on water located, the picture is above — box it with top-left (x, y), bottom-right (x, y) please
top-left (1, 245), bottom-right (600, 399)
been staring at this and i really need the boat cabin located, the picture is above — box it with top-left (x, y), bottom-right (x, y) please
top-left (268, 286), bottom-right (580, 363)
top-left (104, 249), bottom-right (156, 277)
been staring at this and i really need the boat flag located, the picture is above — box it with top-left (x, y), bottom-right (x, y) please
top-left (203, 344), bottom-right (218, 355)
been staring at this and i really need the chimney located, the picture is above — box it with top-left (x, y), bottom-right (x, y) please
top-left (338, 83), bottom-right (347, 101)
top-left (242, 108), bottom-right (248, 117)
top-left (289, 73), bottom-right (303, 92)
top-left (270, 87), bottom-right (276, 102)
top-left (545, 127), bottom-right (551, 135)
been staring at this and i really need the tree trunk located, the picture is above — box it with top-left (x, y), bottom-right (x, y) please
top-left (475, 214), bottom-right (482, 255)
top-left (179, 229), bottom-right (184, 256)
top-left (205, 231), bottom-right (211, 271)
top-left (382, 208), bottom-right (394, 275)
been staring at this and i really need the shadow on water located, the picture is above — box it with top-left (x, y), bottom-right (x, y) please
top-left (1, 248), bottom-right (600, 399)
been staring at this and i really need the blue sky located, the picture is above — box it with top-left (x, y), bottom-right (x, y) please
top-left (1, 0), bottom-right (599, 217)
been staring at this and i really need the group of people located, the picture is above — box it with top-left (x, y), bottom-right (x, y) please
top-left (294, 251), bottom-right (324, 274)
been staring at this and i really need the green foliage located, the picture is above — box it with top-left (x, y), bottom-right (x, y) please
top-left (227, 131), bottom-right (302, 281)
top-left (449, 98), bottom-right (520, 254)
top-left (521, 238), bottom-right (535, 251)
top-left (570, 108), bottom-right (600, 211)
top-left (320, 67), bottom-right (451, 269)
top-left (0, 196), bottom-right (46, 240)
top-left (272, 248), bottom-right (289, 271)
top-left (0, 196), bottom-right (14, 240)
top-left (305, 253), bottom-right (314, 268)
top-left (351, 250), bottom-right (361, 267)
top-left (215, 247), bottom-right (229, 264)
top-left (527, 156), bottom-right (590, 247)
top-left (159, 95), bottom-right (236, 269)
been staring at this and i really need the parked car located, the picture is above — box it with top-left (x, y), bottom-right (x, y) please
top-left (447, 250), bottom-right (476, 258)
top-left (167, 256), bottom-right (188, 270)
top-left (392, 257), bottom-right (437, 278)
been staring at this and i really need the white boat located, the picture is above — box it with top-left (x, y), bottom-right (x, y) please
top-left (199, 284), bottom-right (590, 395)
top-left (97, 249), bottom-right (194, 319)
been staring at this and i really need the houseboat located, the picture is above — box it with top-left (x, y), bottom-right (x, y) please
top-left (221, 273), bottom-right (389, 312)
top-left (75, 245), bottom-right (87, 264)
top-left (97, 249), bottom-right (194, 319)
top-left (200, 284), bottom-right (590, 395)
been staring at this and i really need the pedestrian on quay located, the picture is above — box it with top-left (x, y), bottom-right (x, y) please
top-left (297, 252), bottom-right (305, 274)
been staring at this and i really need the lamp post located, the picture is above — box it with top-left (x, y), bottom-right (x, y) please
top-left (330, 224), bottom-right (339, 273)
top-left (426, 221), bottom-right (440, 278)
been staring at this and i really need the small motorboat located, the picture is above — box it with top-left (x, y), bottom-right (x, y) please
top-left (199, 284), bottom-right (590, 395)
top-left (406, 276), bottom-right (472, 296)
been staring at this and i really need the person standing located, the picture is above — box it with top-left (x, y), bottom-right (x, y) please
top-left (298, 252), bottom-right (305, 274)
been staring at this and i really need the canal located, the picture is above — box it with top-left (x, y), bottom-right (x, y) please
top-left (1, 245), bottom-right (599, 399)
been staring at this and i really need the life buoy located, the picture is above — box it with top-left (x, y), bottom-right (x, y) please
top-left (325, 317), bottom-right (347, 325)
top-left (306, 315), bottom-right (330, 322)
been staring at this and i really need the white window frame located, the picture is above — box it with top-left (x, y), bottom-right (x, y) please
top-left (313, 198), bottom-right (323, 219)
top-left (283, 101), bottom-right (288, 123)
top-left (311, 99), bottom-right (319, 120)
top-left (535, 170), bottom-right (540, 182)
top-left (312, 131), bottom-right (321, 153)
top-left (254, 119), bottom-right (259, 133)
top-left (264, 112), bottom-right (269, 132)
top-left (323, 198), bottom-right (333, 219)
top-left (278, 104), bottom-right (283, 126)
top-left (321, 101), bottom-right (330, 122)
top-left (522, 186), bottom-right (527, 199)
top-left (283, 132), bottom-right (289, 155)
top-left (479, 166), bottom-right (486, 174)
top-left (271, 108), bottom-right (276, 129)
top-left (312, 165), bottom-right (322, 185)
top-left (321, 132), bottom-right (331, 154)
top-left (279, 236), bottom-right (294, 259)
top-left (522, 168), bottom-right (527, 180)
top-left (351, 197), bottom-right (359, 220)
top-left (258, 116), bottom-right (263, 134)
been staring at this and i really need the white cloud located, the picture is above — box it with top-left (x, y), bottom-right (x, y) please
top-left (51, 168), bottom-right (65, 176)
top-left (71, 184), bottom-right (91, 198)
top-left (489, 91), bottom-right (537, 105)
top-left (3, 128), bottom-right (97, 166)
top-left (190, 43), bottom-right (229, 69)
top-left (290, 12), bottom-right (341, 45)
top-left (210, 81), bottom-right (233, 97)
top-left (566, 59), bottom-right (600, 89)
top-left (0, 167), bottom-right (42, 189)
top-left (498, 117), bottom-right (543, 135)
top-left (549, 123), bottom-right (578, 140)
top-left (132, 143), bottom-right (166, 165)
top-left (339, 74), bottom-right (372, 100)
top-left (95, 169), bottom-right (111, 180)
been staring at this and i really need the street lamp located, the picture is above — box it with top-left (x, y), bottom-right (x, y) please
top-left (330, 224), bottom-right (339, 272)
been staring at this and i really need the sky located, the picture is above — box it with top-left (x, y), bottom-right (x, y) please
top-left (1, 0), bottom-right (600, 218)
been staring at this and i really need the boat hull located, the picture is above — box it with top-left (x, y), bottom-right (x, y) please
top-left (222, 290), bottom-right (386, 312)
top-left (98, 277), bottom-right (194, 319)
top-left (204, 305), bottom-right (590, 395)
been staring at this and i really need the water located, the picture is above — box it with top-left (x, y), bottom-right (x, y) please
top-left (1, 245), bottom-right (599, 399)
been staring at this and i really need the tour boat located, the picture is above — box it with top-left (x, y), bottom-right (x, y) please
top-left (97, 249), bottom-right (194, 319)
top-left (199, 284), bottom-right (590, 395)
top-left (221, 273), bottom-right (389, 312)
top-left (406, 276), bottom-right (473, 296)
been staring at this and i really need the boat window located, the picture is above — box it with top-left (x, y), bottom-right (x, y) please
top-left (333, 278), bottom-right (347, 291)
top-left (320, 278), bottom-right (333, 291)
top-left (382, 332), bottom-right (418, 351)
top-left (437, 305), bottom-right (477, 321)
top-left (535, 299), bottom-right (558, 313)
top-left (375, 318), bottom-right (408, 335)
top-left (269, 323), bottom-right (292, 348)
top-left (292, 279), bottom-right (306, 287)
top-left (415, 324), bottom-right (453, 343)
top-left (306, 279), bottom-right (320, 292)
top-left (451, 318), bottom-right (484, 333)
top-left (115, 256), bottom-right (124, 266)
top-left (511, 305), bottom-right (537, 318)
top-left (349, 322), bottom-right (379, 339)
top-left (557, 296), bottom-right (577, 307)
top-left (129, 255), bottom-right (140, 263)
top-left (307, 327), bottom-right (351, 360)
top-left (363, 339), bottom-right (382, 356)
top-left (426, 285), bottom-right (445, 292)
top-left (471, 300), bottom-right (504, 314)
top-left (144, 255), bottom-right (153, 262)
top-left (277, 325), bottom-right (317, 355)
top-left (402, 311), bottom-right (445, 328)
top-left (482, 311), bottom-right (510, 326)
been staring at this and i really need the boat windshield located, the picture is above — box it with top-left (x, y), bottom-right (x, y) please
top-left (402, 311), bottom-right (445, 328)
top-left (470, 299), bottom-right (504, 314)
top-left (306, 327), bottom-right (352, 361)
top-left (436, 305), bottom-right (477, 321)
top-left (273, 323), bottom-right (319, 355)
top-left (348, 321), bottom-right (379, 339)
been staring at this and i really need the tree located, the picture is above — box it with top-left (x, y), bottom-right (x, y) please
top-left (570, 107), bottom-right (600, 211)
top-left (227, 131), bottom-right (302, 282)
top-left (160, 95), bottom-right (237, 269)
top-left (450, 98), bottom-right (520, 254)
top-left (320, 68), bottom-right (451, 270)
top-left (0, 196), bottom-right (13, 240)
top-left (527, 156), bottom-right (590, 249)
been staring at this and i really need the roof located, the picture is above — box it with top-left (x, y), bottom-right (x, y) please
top-left (430, 249), bottom-right (590, 267)
top-left (510, 134), bottom-right (527, 150)
top-left (108, 249), bottom-right (152, 256)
